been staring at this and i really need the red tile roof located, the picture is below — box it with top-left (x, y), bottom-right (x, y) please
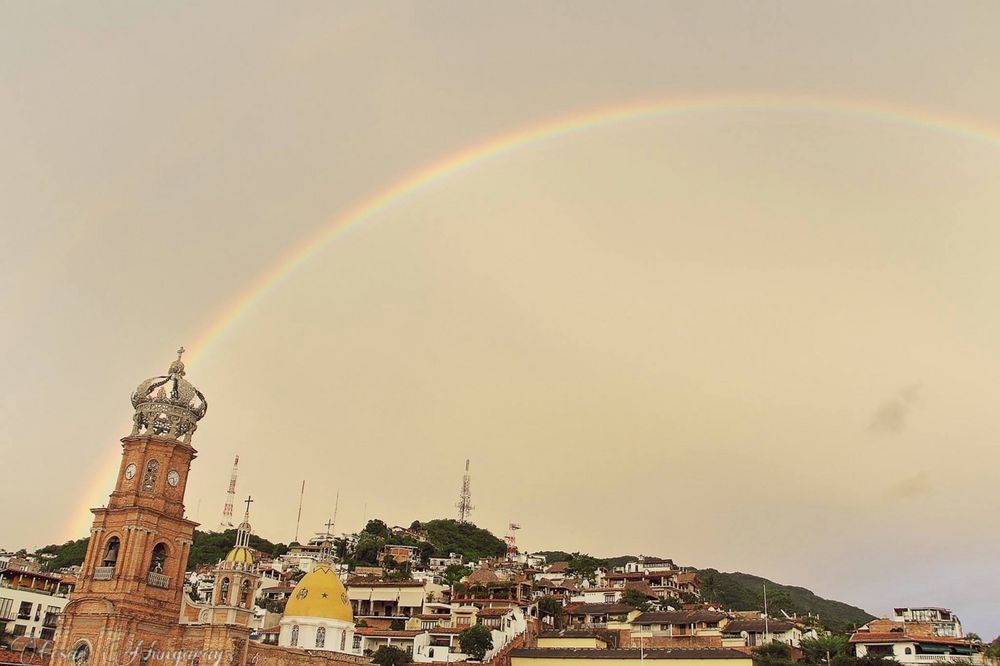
top-left (849, 633), bottom-right (976, 647)
top-left (467, 566), bottom-right (502, 585)
top-left (633, 611), bottom-right (727, 624)
top-left (564, 603), bottom-right (634, 615)
top-left (355, 628), bottom-right (422, 637)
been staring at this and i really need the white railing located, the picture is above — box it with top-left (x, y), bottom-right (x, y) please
top-left (147, 572), bottom-right (170, 588)
top-left (93, 567), bottom-right (114, 580)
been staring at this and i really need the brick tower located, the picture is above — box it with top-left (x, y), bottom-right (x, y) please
top-left (51, 348), bottom-right (208, 666)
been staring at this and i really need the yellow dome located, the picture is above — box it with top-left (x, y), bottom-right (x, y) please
top-left (225, 546), bottom-right (254, 565)
top-left (283, 563), bottom-right (353, 622)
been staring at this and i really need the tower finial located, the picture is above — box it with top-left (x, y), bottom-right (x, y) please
top-left (168, 346), bottom-right (187, 376)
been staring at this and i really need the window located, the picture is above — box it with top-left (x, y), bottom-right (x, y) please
top-left (71, 641), bottom-right (91, 666)
top-left (316, 627), bottom-right (326, 648)
top-left (102, 537), bottom-right (120, 568)
top-left (353, 635), bottom-right (362, 650)
top-left (18, 601), bottom-right (32, 619)
top-left (291, 625), bottom-right (299, 647)
top-left (0, 597), bottom-right (12, 620)
top-left (149, 543), bottom-right (168, 573)
top-left (905, 648), bottom-right (913, 655)
top-left (340, 632), bottom-right (346, 651)
top-left (219, 578), bottom-right (230, 605)
top-left (13, 625), bottom-right (26, 636)
top-left (239, 580), bottom-right (251, 607)
top-left (141, 459), bottom-right (160, 492)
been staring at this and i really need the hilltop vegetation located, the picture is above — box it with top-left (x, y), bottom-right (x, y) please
top-left (697, 568), bottom-right (874, 631)
top-left (417, 519), bottom-right (507, 561)
top-left (347, 518), bottom-right (507, 568)
top-left (33, 530), bottom-right (289, 571)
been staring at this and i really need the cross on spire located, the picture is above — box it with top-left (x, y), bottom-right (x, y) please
top-left (176, 346), bottom-right (186, 361)
top-left (243, 495), bottom-right (254, 516)
top-left (324, 517), bottom-right (335, 537)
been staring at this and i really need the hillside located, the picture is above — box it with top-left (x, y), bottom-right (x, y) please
top-left (34, 526), bottom-right (871, 630)
top-left (532, 551), bottom-right (872, 631)
top-left (697, 568), bottom-right (874, 631)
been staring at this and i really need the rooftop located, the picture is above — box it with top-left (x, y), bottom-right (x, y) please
top-left (510, 648), bottom-right (748, 660)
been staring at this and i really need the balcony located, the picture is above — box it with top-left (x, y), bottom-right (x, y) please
top-left (43, 613), bottom-right (59, 628)
top-left (93, 567), bottom-right (114, 581)
top-left (147, 572), bottom-right (170, 589)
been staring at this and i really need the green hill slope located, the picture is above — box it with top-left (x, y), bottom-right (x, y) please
top-left (697, 568), bottom-right (874, 631)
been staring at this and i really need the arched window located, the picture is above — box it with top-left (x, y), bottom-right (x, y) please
top-left (71, 641), bottom-right (91, 666)
top-left (905, 648), bottom-right (913, 655)
top-left (141, 459), bottom-right (160, 492)
top-left (315, 627), bottom-right (326, 648)
top-left (101, 537), bottom-right (120, 568)
top-left (219, 578), bottom-right (231, 605)
top-left (340, 631), bottom-right (347, 652)
top-left (239, 580), bottom-right (251, 607)
top-left (149, 542), bottom-right (168, 573)
top-left (290, 625), bottom-right (299, 647)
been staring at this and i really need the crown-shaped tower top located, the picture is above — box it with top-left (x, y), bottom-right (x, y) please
top-left (130, 347), bottom-right (208, 443)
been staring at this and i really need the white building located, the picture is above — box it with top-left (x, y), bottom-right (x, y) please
top-left (0, 569), bottom-right (73, 642)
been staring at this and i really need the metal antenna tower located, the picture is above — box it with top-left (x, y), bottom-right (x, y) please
top-left (505, 522), bottom-right (521, 558)
top-left (456, 459), bottom-right (474, 523)
top-left (221, 454), bottom-right (239, 528)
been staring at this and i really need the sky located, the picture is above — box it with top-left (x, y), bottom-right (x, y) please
top-left (2, 1), bottom-right (999, 636)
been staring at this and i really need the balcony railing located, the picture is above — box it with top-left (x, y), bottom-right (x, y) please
top-left (93, 567), bottom-right (115, 581)
top-left (43, 613), bottom-right (59, 628)
top-left (147, 572), bottom-right (170, 589)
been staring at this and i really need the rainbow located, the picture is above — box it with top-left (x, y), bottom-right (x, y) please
top-left (68, 93), bottom-right (1000, 539)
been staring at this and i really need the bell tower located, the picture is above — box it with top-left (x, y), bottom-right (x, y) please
top-left (51, 349), bottom-right (208, 666)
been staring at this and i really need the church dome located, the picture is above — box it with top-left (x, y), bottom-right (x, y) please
top-left (129, 348), bottom-right (207, 443)
top-left (224, 546), bottom-right (254, 566)
top-left (283, 563), bottom-right (353, 622)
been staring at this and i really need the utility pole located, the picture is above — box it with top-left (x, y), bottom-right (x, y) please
top-left (294, 479), bottom-right (305, 544)
top-left (763, 583), bottom-right (769, 640)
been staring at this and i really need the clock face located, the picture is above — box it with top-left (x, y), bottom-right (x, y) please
top-left (167, 470), bottom-right (180, 487)
top-left (124, 463), bottom-right (137, 480)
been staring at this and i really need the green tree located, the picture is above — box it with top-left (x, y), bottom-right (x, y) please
top-left (752, 641), bottom-right (794, 666)
top-left (354, 533), bottom-right (385, 565)
top-left (363, 519), bottom-right (391, 539)
top-left (258, 597), bottom-right (286, 614)
top-left (443, 564), bottom-right (471, 598)
top-left (567, 553), bottom-right (602, 582)
top-left (371, 645), bottom-right (410, 666)
top-left (390, 619), bottom-right (407, 631)
top-left (800, 635), bottom-right (850, 664)
top-left (621, 588), bottom-right (651, 611)
top-left (459, 624), bottom-right (494, 661)
top-left (538, 596), bottom-right (563, 621)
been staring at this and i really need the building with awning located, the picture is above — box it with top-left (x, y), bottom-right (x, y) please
top-left (850, 629), bottom-right (983, 664)
top-left (347, 578), bottom-right (431, 620)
